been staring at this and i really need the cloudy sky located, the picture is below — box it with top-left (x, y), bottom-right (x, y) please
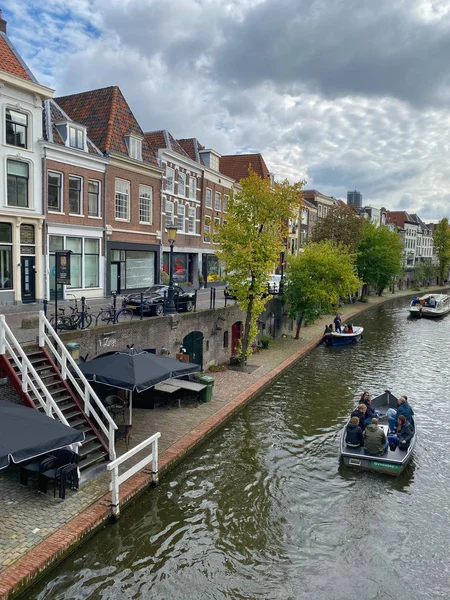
top-left (7, 0), bottom-right (450, 219)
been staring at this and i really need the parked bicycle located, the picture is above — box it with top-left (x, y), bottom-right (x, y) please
top-left (95, 300), bottom-right (133, 326)
top-left (49, 294), bottom-right (92, 330)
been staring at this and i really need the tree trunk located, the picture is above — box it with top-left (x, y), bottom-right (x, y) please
top-left (295, 315), bottom-right (303, 339)
top-left (240, 295), bottom-right (254, 368)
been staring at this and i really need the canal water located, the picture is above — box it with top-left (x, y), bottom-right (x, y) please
top-left (25, 297), bottom-right (450, 600)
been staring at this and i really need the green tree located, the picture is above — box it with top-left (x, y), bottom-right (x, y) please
top-left (284, 241), bottom-right (361, 339)
top-left (310, 204), bottom-right (364, 252)
top-left (413, 260), bottom-right (437, 287)
top-left (433, 218), bottom-right (450, 284)
top-left (356, 222), bottom-right (403, 295)
top-left (216, 171), bottom-right (303, 361)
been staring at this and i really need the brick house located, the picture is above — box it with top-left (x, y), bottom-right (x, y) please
top-left (42, 99), bottom-right (108, 300)
top-left (56, 86), bottom-right (163, 296)
top-left (0, 11), bottom-right (54, 305)
top-left (302, 189), bottom-right (335, 221)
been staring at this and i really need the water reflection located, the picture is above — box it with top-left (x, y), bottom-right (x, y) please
top-left (24, 296), bottom-right (450, 600)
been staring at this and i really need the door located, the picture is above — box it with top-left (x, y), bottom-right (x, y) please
top-left (21, 256), bottom-right (36, 303)
top-left (231, 321), bottom-right (243, 356)
top-left (110, 262), bottom-right (121, 294)
top-left (183, 331), bottom-right (204, 369)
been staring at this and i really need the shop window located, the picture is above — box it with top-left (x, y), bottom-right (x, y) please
top-left (6, 108), bottom-right (27, 148)
top-left (115, 178), bottom-right (130, 220)
top-left (49, 236), bottom-right (100, 290)
top-left (88, 180), bottom-right (100, 217)
top-left (66, 237), bottom-right (82, 287)
top-left (125, 250), bottom-right (155, 289)
top-left (139, 185), bottom-right (152, 224)
top-left (0, 223), bottom-right (12, 290)
top-left (7, 160), bottom-right (29, 207)
top-left (84, 239), bottom-right (99, 287)
top-left (69, 176), bottom-right (82, 214)
top-left (48, 171), bottom-right (63, 212)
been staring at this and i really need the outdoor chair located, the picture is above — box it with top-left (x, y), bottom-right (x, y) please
top-left (38, 448), bottom-right (81, 499)
top-left (104, 395), bottom-right (127, 421)
top-left (115, 424), bottom-right (132, 451)
top-left (20, 453), bottom-right (54, 486)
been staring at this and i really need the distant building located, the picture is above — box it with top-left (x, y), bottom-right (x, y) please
top-left (347, 190), bottom-right (362, 209)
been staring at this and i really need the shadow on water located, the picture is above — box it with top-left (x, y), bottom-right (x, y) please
top-left (21, 295), bottom-right (450, 600)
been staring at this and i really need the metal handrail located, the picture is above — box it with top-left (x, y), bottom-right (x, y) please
top-left (39, 311), bottom-right (117, 460)
top-left (107, 432), bottom-right (160, 518)
top-left (0, 315), bottom-right (70, 425)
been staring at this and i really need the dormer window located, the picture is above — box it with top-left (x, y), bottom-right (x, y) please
top-left (126, 135), bottom-right (142, 161)
top-left (56, 121), bottom-right (87, 152)
top-left (69, 126), bottom-right (84, 150)
top-left (210, 154), bottom-right (219, 171)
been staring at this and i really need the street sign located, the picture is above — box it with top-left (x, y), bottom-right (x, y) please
top-left (55, 250), bottom-right (72, 285)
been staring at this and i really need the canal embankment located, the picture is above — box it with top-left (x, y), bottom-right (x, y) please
top-left (0, 286), bottom-right (444, 600)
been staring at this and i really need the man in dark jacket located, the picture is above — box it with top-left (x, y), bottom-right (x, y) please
top-left (363, 418), bottom-right (388, 455)
top-left (351, 404), bottom-right (367, 431)
top-left (345, 416), bottom-right (364, 447)
top-left (388, 415), bottom-right (414, 450)
top-left (388, 396), bottom-right (414, 432)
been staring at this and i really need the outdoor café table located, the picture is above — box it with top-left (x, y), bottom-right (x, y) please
top-left (154, 379), bottom-right (206, 407)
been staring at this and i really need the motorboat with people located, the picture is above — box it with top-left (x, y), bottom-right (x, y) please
top-left (340, 390), bottom-right (416, 476)
top-left (323, 325), bottom-right (363, 346)
top-left (409, 293), bottom-right (450, 318)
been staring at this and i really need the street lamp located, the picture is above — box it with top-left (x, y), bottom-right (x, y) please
top-left (166, 224), bottom-right (178, 314)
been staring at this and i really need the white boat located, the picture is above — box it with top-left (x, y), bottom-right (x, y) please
top-left (409, 293), bottom-right (450, 318)
top-left (323, 326), bottom-right (364, 346)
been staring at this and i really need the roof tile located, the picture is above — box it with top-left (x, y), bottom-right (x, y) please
top-left (0, 34), bottom-right (33, 81)
top-left (220, 153), bottom-right (270, 181)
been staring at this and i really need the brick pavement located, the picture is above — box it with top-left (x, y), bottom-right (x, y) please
top-left (0, 287), bottom-right (443, 599)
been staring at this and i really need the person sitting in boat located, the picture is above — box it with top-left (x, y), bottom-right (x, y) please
top-left (388, 415), bottom-right (414, 450)
top-left (428, 296), bottom-right (437, 308)
top-left (351, 404), bottom-right (368, 431)
top-left (345, 416), bottom-right (364, 448)
top-left (324, 324), bottom-right (333, 335)
top-left (360, 392), bottom-right (380, 424)
top-left (388, 396), bottom-right (414, 433)
top-left (333, 314), bottom-right (342, 333)
top-left (347, 324), bottom-right (354, 333)
top-left (342, 324), bottom-right (349, 333)
top-left (363, 418), bottom-right (388, 455)
top-left (411, 296), bottom-right (420, 306)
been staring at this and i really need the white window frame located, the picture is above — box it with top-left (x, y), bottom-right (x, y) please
top-left (205, 188), bottom-right (212, 208)
top-left (5, 107), bottom-right (29, 149)
top-left (177, 204), bottom-right (186, 233)
top-left (139, 184), bottom-right (153, 224)
top-left (115, 178), bottom-right (130, 221)
top-left (204, 217), bottom-right (211, 243)
top-left (178, 171), bottom-right (186, 197)
top-left (223, 194), bottom-right (229, 212)
top-left (166, 167), bottom-right (175, 193)
top-left (189, 176), bottom-right (196, 200)
top-left (126, 136), bottom-right (142, 161)
top-left (165, 199), bottom-right (174, 229)
top-left (188, 207), bottom-right (196, 234)
top-left (88, 179), bottom-right (101, 218)
top-left (6, 159), bottom-right (30, 208)
top-left (68, 175), bottom-right (83, 215)
top-left (214, 217), bottom-right (220, 243)
top-left (48, 170), bottom-right (63, 213)
top-left (214, 192), bottom-right (221, 211)
top-left (69, 126), bottom-right (84, 150)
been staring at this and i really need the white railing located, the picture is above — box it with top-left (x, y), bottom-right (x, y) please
top-left (107, 432), bottom-right (161, 518)
top-left (0, 315), bottom-right (70, 426)
top-left (39, 311), bottom-right (117, 460)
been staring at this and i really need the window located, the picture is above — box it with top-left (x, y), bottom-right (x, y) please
top-left (139, 185), bottom-right (152, 224)
top-left (223, 194), bottom-right (229, 212)
top-left (215, 192), bottom-right (221, 211)
top-left (69, 126), bottom-right (84, 150)
top-left (84, 238), bottom-right (100, 287)
top-left (48, 171), bottom-right (62, 212)
top-left (127, 136), bottom-right (142, 161)
top-left (178, 172), bottom-right (186, 197)
top-left (188, 207), bottom-right (196, 234)
top-left (166, 167), bottom-right (174, 193)
top-left (165, 199), bottom-right (174, 229)
top-left (223, 330), bottom-right (229, 348)
top-left (204, 217), bottom-right (211, 243)
top-left (189, 176), bottom-right (196, 200)
top-left (115, 178), bottom-right (130, 220)
top-left (210, 154), bottom-right (219, 171)
top-left (66, 237), bottom-right (82, 288)
top-left (50, 236), bottom-right (100, 290)
top-left (69, 176), bottom-right (82, 214)
top-left (125, 250), bottom-right (155, 289)
top-left (6, 109), bottom-right (27, 148)
top-left (7, 160), bottom-right (29, 207)
top-left (177, 204), bottom-right (186, 232)
top-left (88, 180), bottom-right (100, 217)
top-left (0, 223), bottom-right (12, 290)
top-left (214, 217), bottom-right (220, 243)
top-left (205, 188), bottom-right (212, 208)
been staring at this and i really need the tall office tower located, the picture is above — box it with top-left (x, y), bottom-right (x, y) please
top-left (347, 190), bottom-right (363, 208)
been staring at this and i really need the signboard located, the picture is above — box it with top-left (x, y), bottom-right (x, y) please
top-left (55, 251), bottom-right (72, 285)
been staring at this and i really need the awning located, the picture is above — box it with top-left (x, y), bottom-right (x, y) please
top-left (0, 401), bottom-right (85, 470)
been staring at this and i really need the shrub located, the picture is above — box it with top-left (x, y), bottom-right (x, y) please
top-left (260, 334), bottom-right (272, 349)
top-left (160, 270), bottom-right (169, 284)
top-left (358, 296), bottom-right (368, 303)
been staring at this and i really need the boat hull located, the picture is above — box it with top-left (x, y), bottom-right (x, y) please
top-left (340, 390), bottom-right (416, 476)
top-left (324, 326), bottom-right (363, 346)
top-left (409, 307), bottom-right (450, 318)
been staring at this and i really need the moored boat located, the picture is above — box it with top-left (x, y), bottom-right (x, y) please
top-left (340, 390), bottom-right (416, 476)
top-left (409, 293), bottom-right (450, 318)
top-left (323, 326), bottom-right (363, 346)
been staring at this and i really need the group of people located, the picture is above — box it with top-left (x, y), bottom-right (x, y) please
top-left (324, 314), bottom-right (354, 335)
top-left (411, 295), bottom-right (437, 308)
top-left (345, 392), bottom-right (415, 455)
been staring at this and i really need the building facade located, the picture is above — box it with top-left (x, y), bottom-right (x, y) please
top-left (347, 189), bottom-right (362, 209)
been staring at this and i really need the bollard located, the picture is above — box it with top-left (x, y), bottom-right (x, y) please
top-left (194, 289), bottom-right (197, 312)
top-left (209, 287), bottom-right (213, 310)
top-left (213, 287), bottom-right (216, 309)
top-left (81, 296), bottom-right (86, 329)
top-left (140, 292), bottom-right (144, 320)
top-left (112, 292), bottom-right (117, 324)
top-left (43, 299), bottom-right (48, 317)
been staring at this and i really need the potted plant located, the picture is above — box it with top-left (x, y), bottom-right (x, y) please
top-left (260, 334), bottom-right (272, 349)
top-left (198, 273), bottom-right (205, 289)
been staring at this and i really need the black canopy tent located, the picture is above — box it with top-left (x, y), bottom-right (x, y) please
top-left (77, 349), bottom-right (200, 423)
top-left (0, 401), bottom-right (85, 470)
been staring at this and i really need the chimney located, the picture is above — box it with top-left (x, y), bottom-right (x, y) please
top-left (0, 10), bottom-right (6, 34)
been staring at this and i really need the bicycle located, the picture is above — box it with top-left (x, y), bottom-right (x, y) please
top-left (66, 294), bottom-right (92, 329)
top-left (95, 303), bottom-right (133, 326)
top-left (49, 307), bottom-right (77, 331)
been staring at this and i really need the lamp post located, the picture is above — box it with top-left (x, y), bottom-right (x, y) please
top-left (166, 224), bottom-right (178, 314)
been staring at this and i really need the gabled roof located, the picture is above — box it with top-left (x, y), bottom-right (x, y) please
top-left (220, 153), bottom-right (270, 181)
top-left (0, 32), bottom-right (37, 82)
top-left (42, 99), bottom-right (103, 156)
top-left (177, 138), bottom-right (205, 164)
top-left (144, 130), bottom-right (191, 162)
top-left (386, 210), bottom-right (416, 228)
top-left (302, 199), bottom-right (317, 211)
top-left (55, 86), bottom-right (158, 166)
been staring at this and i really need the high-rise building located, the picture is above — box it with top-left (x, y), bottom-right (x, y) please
top-left (347, 190), bottom-right (362, 208)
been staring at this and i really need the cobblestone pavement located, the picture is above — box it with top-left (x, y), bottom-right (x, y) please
top-left (0, 288), bottom-right (440, 574)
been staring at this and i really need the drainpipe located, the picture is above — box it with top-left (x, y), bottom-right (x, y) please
top-left (43, 147), bottom-right (49, 301)
top-left (103, 159), bottom-right (108, 296)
